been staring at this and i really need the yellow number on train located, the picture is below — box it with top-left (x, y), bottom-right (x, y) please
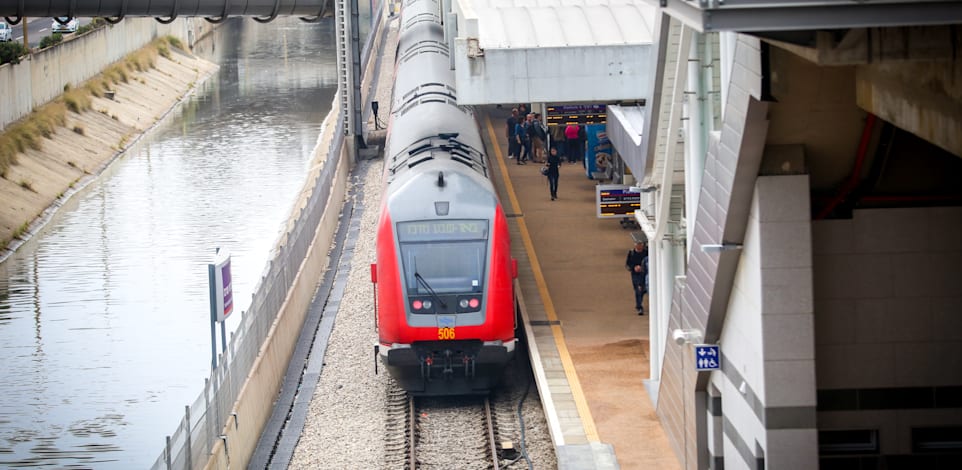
top-left (437, 327), bottom-right (455, 340)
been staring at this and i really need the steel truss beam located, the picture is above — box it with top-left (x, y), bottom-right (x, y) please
top-left (0, 1), bottom-right (328, 20)
top-left (656, 0), bottom-right (962, 32)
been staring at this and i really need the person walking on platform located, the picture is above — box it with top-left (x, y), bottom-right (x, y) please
top-left (625, 241), bottom-right (648, 315)
top-left (545, 146), bottom-right (561, 200)
top-left (506, 108), bottom-right (519, 159)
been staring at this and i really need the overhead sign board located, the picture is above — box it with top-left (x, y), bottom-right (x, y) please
top-left (545, 101), bottom-right (644, 127)
top-left (694, 344), bottom-right (721, 371)
top-left (596, 184), bottom-right (640, 218)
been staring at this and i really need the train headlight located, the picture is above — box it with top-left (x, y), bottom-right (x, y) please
top-left (456, 296), bottom-right (482, 312)
top-left (412, 299), bottom-right (423, 310)
top-left (422, 300), bottom-right (433, 310)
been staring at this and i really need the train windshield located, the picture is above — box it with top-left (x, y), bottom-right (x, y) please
top-left (397, 220), bottom-right (488, 294)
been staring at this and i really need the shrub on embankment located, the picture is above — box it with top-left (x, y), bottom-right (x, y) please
top-left (0, 36), bottom-right (182, 179)
top-left (1, 19), bottom-right (109, 65)
top-left (0, 41), bottom-right (29, 65)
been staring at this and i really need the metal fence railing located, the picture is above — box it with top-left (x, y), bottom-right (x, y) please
top-left (148, 100), bottom-right (346, 470)
top-left (147, 2), bottom-right (387, 465)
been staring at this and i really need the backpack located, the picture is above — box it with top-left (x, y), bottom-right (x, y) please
top-left (534, 123), bottom-right (546, 140)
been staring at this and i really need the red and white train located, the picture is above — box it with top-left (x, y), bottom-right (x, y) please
top-left (371, 0), bottom-right (517, 396)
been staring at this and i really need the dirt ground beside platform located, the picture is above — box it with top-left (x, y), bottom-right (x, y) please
top-left (567, 336), bottom-right (681, 470)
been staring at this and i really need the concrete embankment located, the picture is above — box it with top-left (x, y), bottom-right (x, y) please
top-left (0, 42), bottom-right (218, 261)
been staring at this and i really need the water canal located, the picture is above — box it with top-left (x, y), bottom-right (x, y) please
top-left (0, 16), bottom-right (344, 468)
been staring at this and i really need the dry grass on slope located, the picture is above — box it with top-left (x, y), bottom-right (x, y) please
top-left (0, 36), bottom-right (215, 253)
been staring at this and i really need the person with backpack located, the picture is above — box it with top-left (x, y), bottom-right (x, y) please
top-left (625, 241), bottom-right (648, 315)
top-left (530, 113), bottom-right (547, 163)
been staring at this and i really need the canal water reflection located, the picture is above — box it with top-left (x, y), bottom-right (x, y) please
top-left (0, 17), bottom-right (340, 468)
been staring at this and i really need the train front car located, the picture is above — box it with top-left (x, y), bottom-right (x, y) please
top-left (373, 0), bottom-right (517, 396)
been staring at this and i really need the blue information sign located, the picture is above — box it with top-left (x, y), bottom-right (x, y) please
top-left (694, 344), bottom-right (721, 371)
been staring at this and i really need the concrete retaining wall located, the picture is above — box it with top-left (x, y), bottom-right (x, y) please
top-left (205, 116), bottom-right (351, 470)
top-left (0, 17), bottom-right (214, 131)
top-left (201, 5), bottom-right (389, 468)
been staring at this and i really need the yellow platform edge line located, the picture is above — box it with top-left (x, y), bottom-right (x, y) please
top-left (482, 111), bottom-right (600, 443)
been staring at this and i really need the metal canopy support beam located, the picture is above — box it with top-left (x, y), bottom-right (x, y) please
top-left (0, 1), bottom-right (329, 18)
top-left (336, 0), bottom-right (353, 140)
top-left (335, 0), bottom-right (364, 160)
top-left (656, 0), bottom-right (962, 33)
top-left (351, 0), bottom-right (364, 155)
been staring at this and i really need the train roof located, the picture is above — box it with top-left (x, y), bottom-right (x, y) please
top-left (387, 133), bottom-right (488, 182)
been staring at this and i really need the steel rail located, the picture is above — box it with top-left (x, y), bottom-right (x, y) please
top-left (408, 395), bottom-right (417, 470)
top-left (484, 397), bottom-right (500, 470)
top-left (406, 395), bottom-right (501, 469)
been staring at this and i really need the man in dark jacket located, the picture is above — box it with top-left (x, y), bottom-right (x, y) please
top-left (516, 114), bottom-right (532, 164)
top-left (625, 241), bottom-right (648, 315)
top-left (545, 147), bottom-right (561, 200)
top-left (506, 108), bottom-right (519, 159)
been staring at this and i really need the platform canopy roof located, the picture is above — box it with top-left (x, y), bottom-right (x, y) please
top-left (452, 0), bottom-right (657, 105)
top-left (469, 0), bottom-right (656, 48)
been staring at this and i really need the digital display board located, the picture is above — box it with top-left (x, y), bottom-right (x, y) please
top-left (397, 219), bottom-right (488, 242)
top-left (596, 184), bottom-right (641, 219)
top-left (545, 104), bottom-right (607, 127)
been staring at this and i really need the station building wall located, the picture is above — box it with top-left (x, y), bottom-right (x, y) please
top-left (765, 46), bottom-right (867, 192)
top-left (710, 174), bottom-right (818, 470)
top-left (813, 206), bottom-right (962, 464)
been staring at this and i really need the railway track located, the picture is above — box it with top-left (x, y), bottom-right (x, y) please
top-left (384, 390), bottom-right (502, 469)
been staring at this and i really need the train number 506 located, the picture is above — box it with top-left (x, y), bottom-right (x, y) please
top-left (437, 327), bottom-right (456, 340)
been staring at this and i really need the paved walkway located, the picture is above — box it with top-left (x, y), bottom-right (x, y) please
top-left (479, 107), bottom-right (681, 470)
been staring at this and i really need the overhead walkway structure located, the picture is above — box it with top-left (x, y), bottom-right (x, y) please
top-left (450, 0), bottom-right (656, 104)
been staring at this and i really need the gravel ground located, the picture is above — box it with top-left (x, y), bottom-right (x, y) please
top-left (492, 345), bottom-right (558, 469)
top-left (289, 160), bottom-right (388, 469)
top-left (415, 397), bottom-right (490, 469)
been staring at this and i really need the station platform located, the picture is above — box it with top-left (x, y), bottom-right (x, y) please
top-left (476, 107), bottom-right (681, 470)
top-left (359, 12), bottom-right (677, 467)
